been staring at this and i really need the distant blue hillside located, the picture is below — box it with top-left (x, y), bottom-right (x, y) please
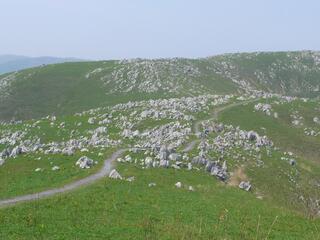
top-left (0, 55), bottom-right (82, 74)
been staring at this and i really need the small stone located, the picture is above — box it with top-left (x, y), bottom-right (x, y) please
top-left (126, 176), bottom-right (135, 182)
top-left (289, 159), bottom-right (296, 166)
top-left (52, 166), bottom-right (60, 171)
top-left (88, 117), bottom-right (95, 124)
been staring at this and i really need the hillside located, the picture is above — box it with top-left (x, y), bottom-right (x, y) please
top-left (0, 53), bottom-right (319, 237)
top-left (0, 51), bottom-right (320, 121)
top-left (0, 93), bottom-right (319, 239)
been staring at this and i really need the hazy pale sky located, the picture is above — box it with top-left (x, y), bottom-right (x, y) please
top-left (0, 0), bottom-right (319, 59)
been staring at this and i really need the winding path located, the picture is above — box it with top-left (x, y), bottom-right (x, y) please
top-left (0, 149), bottom-right (126, 207)
top-left (0, 99), bottom-right (255, 208)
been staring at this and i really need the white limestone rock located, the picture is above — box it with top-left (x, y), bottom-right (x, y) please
top-left (239, 181), bottom-right (251, 191)
top-left (109, 169), bottom-right (122, 180)
top-left (126, 176), bottom-right (135, 182)
top-left (76, 156), bottom-right (94, 169)
top-left (52, 166), bottom-right (60, 171)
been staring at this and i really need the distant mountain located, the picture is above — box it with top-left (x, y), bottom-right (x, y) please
top-left (0, 55), bottom-right (82, 74)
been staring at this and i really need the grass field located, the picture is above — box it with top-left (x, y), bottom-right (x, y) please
top-left (0, 96), bottom-right (319, 239)
top-left (1, 163), bottom-right (319, 239)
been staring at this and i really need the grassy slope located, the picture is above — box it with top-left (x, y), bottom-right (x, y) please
top-left (217, 100), bottom-right (320, 216)
top-left (1, 51), bottom-right (320, 121)
top-left (219, 100), bottom-right (320, 163)
top-left (210, 51), bottom-right (320, 97)
top-left (0, 62), bottom-right (109, 120)
top-left (0, 164), bottom-right (319, 240)
top-left (0, 60), bottom-right (237, 121)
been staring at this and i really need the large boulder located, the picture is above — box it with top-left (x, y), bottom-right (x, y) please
top-left (9, 146), bottom-right (27, 158)
top-left (76, 156), bottom-right (94, 169)
top-left (159, 159), bottom-right (169, 168)
top-left (62, 148), bottom-right (74, 156)
top-left (1, 149), bottom-right (10, 158)
top-left (210, 161), bottom-right (228, 181)
top-left (247, 131), bottom-right (258, 141)
top-left (109, 169), bottom-right (122, 180)
top-left (168, 153), bottom-right (181, 161)
top-left (239, 181), bottom-right (251, 191)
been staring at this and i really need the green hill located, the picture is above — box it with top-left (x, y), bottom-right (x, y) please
top-left (1, 51), bottom-right (320, 121)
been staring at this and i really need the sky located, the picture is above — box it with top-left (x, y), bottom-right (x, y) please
top-left (0, 0), bottom-right (319, 60)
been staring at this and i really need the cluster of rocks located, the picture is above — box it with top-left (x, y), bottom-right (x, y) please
top-left (254, 103), bottom-right (272, 115)
top-left (304, 128), bottom-right (320, 137)
top-left (119, 145), bottom-right (188, 171)
top-left (291, 111), bottom-right (304, 126)
top-left (111, 95), bottom-right (231, 117)
top-left (92, 58), bottom-right (206, 95)
top-left (0, 134), bottom-right (41, 164)
top-left (254, 103), bottom-right (278, 118)
top-left (116, 116), bottom-right (277, 191)
top-left (138, 122), bottom-right (191, 150)
top-left (313, 117), bottom-right (320, 125)
top-left (192, 155), bottom-right (228, 181)
top-left (0, 130), bottom-right (27, 146)
top-left (0, 95), bottom-right (232, 168)
top-left (0, 120), bottom-right (120, 167)
top-left (0, 72), bottom-right (17, 100)
top-left (78, 95), bottom-right (231, 144)
top-left (206, 123), bottom-right (273, 155)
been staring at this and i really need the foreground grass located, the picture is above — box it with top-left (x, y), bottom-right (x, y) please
top-left (0, 163), bottom-right (319, 239)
